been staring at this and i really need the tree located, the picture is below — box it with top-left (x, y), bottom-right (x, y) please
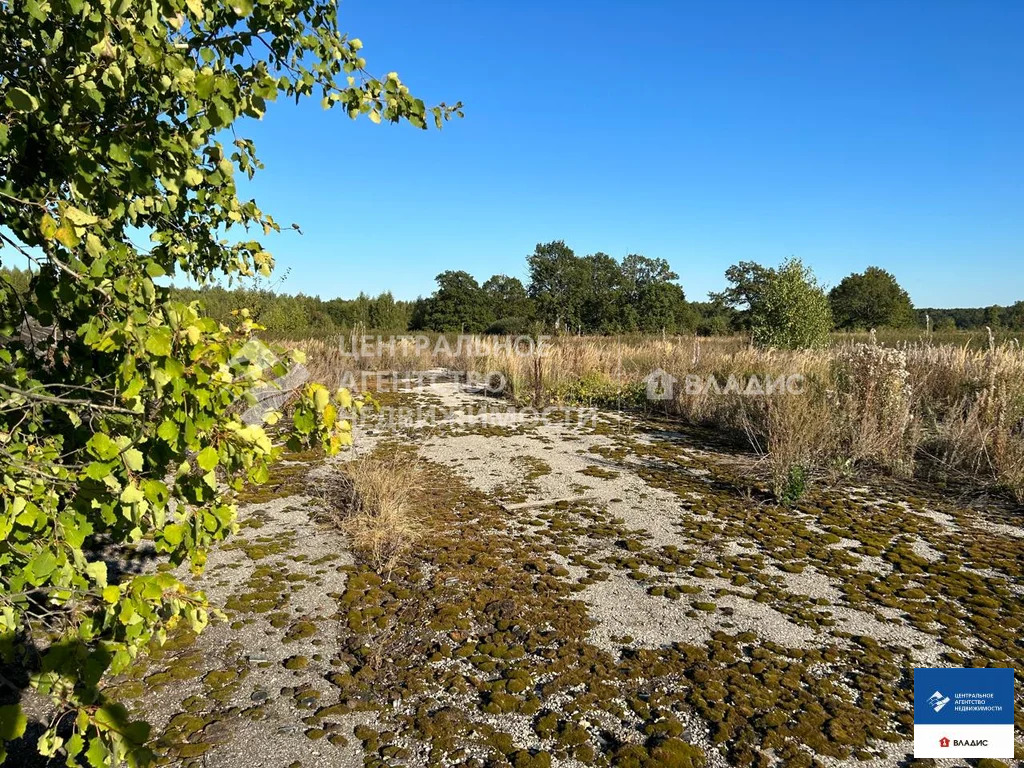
top-left (578, 253), bottom-right (626, 333)
top-left (422, 271), bottom-right (491, 332)
top-left (0, 0), bottom-right (457, 763)
top-left (982, 305), bottom-right (1004, 329)
top-left (829, 267), bottom-right (915, 330)
top-left (709, 260), bottom-right (773, 331)
top-left (482, 275), bottom-right (534, 323)
top-left (527, 241), bottom-right (585, 332)
top-left (750, 258), bottom-right (833, 349)
top-left (692, 299), bottom-right (736, 336)
top-left (1006, 301), bottom-right (1024, 331)
top-left (620, 254), bottom-right (692, 333)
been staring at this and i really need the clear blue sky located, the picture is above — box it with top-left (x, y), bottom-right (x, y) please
top-left (237, 0), bottom-right (1023, 307)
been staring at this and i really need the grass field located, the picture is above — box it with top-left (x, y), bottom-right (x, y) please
top-left (286, 332), bottom-right (1024, 503)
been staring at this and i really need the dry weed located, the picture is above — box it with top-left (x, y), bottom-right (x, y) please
top-left (314, 451), bottom-right (425, 575)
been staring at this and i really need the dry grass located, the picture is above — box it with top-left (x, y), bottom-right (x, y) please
top-left (289, 332), bottom-right (1024, 501)
top-left (314, 451), bottom-right (426, 575)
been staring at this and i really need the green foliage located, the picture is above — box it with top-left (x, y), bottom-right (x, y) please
top-left (620, 254), bottom-right (694, 333)
top-left (749, 258), bottom-right (833, 349)
top-left (691, 299), bottom-right (736, 336)
top-left (778, 464), bottom-right (807, 505)
top-left (484, 316), bottom-right (534, 336)
top-left (421, 270), bottom-right (493, 332)
top-left (525, 241), bottom-right (693, 335)
top-left (829, 267), bottom-right (915, 330)
top-left (482, 275), bottom-right (534, 323)
top-left (919, 301), bottom-right (1024, 332)
top-left (0, 0), bottom-right (456, 763)
top-left (527, 240), bottom-right (584, 331)
top-left (168, 284), bottom-right (414, 336)
top-left (709, 260), bottom-right (773, 331)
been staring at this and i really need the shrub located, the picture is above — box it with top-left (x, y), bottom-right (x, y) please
top-left (315, 451), bottom-right (425, 576)
top-left (0, 0), bottom-right (458, 761)
top-left (751, 258), bottom-right (833, 350)
top-left (485, 316), bottom-right (533, 335)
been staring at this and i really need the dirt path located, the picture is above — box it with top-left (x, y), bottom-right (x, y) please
top-left (107, 378), bottom-right (1021, 768)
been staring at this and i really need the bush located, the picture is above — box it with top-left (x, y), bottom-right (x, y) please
top-left (751, 258), bottom-right (833, 350)
top-left (314, 450), bottom-right (425, 576)
top-left (0, 0), bottom-right (457, 761)
top-left (485, 316), bottom-right (533, 335)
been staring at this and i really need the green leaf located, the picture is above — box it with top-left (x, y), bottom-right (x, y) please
top-left (196, 445), bottom-right (219, 471)
top-left (5, 87), bottom-right (38, 112)
top-left (29, 550), bottom-right (59, 581)
top-left (142, 479), bottom-right (169, 505)
top-left (85, 561), bottom-right (108, 588)
top-left (162, 523), bottom-right (184, 547)
top-left (120, 483), bottom-right (144, 504)
top-left (64, 206), bottom-right (99, 226)
top-left (40, 212), bottom-right (58, 240)
top-left (157, 419), bottom-right (179, 444)
top-left (145, 327), bottom-right (173, 356)
top-left (0, 704), bottom-right (27, 741)
top-left (85, 735), bottom-right (109, 768)
top-left (85, 460), bottom-right (115, 480)
top-left (66, 732), bottom-right (85, 759)
top-left (55, 222), bottom-right (79, 248)
top-left (123, 448), bottom-right (144, 472)
top-left (87, 433), bottom-right (120, 461)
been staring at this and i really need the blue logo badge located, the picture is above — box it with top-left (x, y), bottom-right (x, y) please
top-left (913, 667), bottom-right (1015, 758)
top-left (913, 667), bottom-right (1014, 725)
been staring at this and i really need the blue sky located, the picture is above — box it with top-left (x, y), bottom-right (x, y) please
top-left (237, 0), bottom-right (1023, 307)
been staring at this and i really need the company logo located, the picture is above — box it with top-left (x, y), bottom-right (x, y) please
top-left (643, 368), bottom-right (677, 401)
top-left (929, 691), bottom-right (951, 713)
top-left (229, 338), bottom-right (309, 425)
top-left (913, 667), bottom-right (1014, 759)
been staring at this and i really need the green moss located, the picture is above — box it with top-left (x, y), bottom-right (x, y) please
top-left (648, 739), bottom-right (705, 768)
top-left (511, 749), bottom-right (552, 768)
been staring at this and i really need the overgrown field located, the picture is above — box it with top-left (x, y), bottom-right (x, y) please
top-left (289, 333), bottom-right (1024, 501)
top-left (95, 378), bottom-right (1022, 768)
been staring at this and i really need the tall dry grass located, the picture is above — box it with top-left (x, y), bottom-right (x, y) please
top-left (289, 332), bottom-right (1024, 501)
top-left (314, 451), bottom-right (425, 576)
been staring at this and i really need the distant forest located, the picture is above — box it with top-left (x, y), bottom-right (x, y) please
top-left (2, 242), bottom-right (1022, 336)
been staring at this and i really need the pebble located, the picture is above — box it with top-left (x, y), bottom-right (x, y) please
top-left (250, 689), bottom-right (270, 702)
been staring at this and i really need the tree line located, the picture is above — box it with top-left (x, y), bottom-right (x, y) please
top-left (4, 251), bottom-right (1022, 339)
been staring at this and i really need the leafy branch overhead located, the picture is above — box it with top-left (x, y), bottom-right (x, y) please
top-left (0, 0), bottom-right (457, 763)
